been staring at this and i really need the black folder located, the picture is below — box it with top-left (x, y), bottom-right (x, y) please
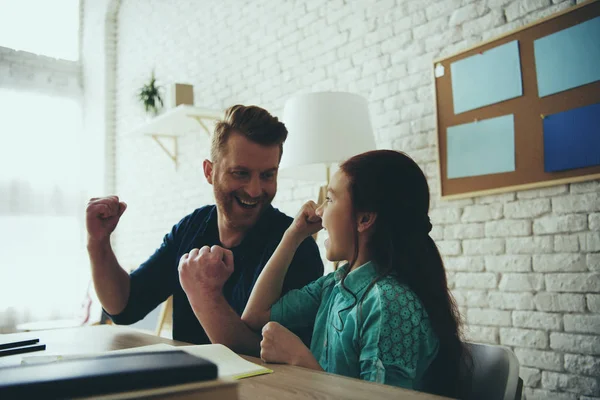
top-left (0, 350), bottom-right (218, 399)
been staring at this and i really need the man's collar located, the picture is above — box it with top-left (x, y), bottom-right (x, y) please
top-left (198, 205), bottom-right (218, 237)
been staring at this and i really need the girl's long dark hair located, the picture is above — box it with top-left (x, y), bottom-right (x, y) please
top-left (340, 150), bottom-right (471, 399)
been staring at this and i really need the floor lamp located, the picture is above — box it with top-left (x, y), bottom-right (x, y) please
top-left (279, 92), bottom-right (376, 266)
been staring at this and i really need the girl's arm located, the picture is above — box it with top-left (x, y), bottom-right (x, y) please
top-left (242, 232), bottom-right (303, 330)
top-left (260, 321), bottom-right (325, 371)
top-left (294, 348), bottom-right (325, 371)
top-left (242, 201), bottom-right (322, 331)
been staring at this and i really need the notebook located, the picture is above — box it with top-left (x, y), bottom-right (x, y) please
top-left (0, 351), bottom-right (218, 399)
top-left (22, 343), bottom-right (272, 380)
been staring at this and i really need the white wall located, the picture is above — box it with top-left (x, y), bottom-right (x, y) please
top-left (0, 47), bottom-right (80, 97)
top-left (80, 0), bottom-right (120, 199)
top-left (79, 0), bottom-right (120, 328)
top-left (84, 1), bottom-right (599, 398)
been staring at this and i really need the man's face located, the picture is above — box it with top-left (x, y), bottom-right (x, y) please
top-left (204, 132), bottom-right (280, 232)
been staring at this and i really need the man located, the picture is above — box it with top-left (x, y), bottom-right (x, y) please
top-left (86, 105), bottom-right (323, 355)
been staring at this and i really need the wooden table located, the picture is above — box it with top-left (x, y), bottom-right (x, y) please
top-left (0, 325), bottom-right (450, 399)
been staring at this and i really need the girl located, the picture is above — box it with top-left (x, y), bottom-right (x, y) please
top-left (241, 150), bottom-right (470, 398)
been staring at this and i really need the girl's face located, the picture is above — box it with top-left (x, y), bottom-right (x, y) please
top-left (316, 170), bottom-right (355, 262)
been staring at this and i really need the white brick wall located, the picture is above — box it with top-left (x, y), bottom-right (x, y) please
top-left (500, 327), bottom-right (548, 349)
top-left (505, 198), bottom-right (552, 219)
top-left (0, 46), bottom-right (80, 97)
top-left (515, 347), bottom-right (563, 371)
top-left (534, 293), bottom-right (587, 313)
top-left (542, 371), bottom-right (599, 397)
top-left (521, 366), bottom-right (542, 387)
top-left (80, 0), bottom-right (119, 200)
top-left (83, 0), bottom-right (600, 398)
top-left (486, 255), bottom-right (532, 272)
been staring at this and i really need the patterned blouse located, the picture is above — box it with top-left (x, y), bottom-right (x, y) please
top-left (271, 261), bottom-right (439, 390)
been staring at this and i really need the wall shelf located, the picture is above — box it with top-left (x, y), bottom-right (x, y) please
top-left (130, 105), bottom-right (222, 168)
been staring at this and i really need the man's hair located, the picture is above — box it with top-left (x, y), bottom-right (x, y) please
top-left (210, 105), bottom-right (288, 162)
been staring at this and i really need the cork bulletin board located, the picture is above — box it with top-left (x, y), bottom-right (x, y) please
top-left (433, 0), bottom-right (600, 199)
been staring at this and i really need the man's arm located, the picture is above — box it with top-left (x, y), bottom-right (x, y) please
top-left (187, 234), bottom-right (322, 356)
top-left (188, 292), bottom-right (262, 356)
top-left (179, 246), bottom-right (262, 356)
top-left (87, 196), bottom-right (180, 323)
top-left (179, 200), bottom-right (323, 355)
top-left (87, 239), bottom-right (130, 315)
top-left (86, 196), bottom-right (130, 315)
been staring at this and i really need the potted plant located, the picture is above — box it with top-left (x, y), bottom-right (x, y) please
top-left (138, 70), bottom-right (164, 117)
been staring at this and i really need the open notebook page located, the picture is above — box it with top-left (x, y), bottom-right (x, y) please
top-left (21, 343), bottom-right (272, 380)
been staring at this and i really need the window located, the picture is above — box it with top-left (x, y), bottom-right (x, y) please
top-left (0, 0), bottom-right (80, 60)
top-left (0, 88), bottom-right (88, 325)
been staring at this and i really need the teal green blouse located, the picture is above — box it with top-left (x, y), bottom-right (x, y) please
top-left (271, 261), bottom-right (439, 390)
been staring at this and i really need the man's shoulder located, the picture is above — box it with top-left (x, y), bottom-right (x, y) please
top-left (254, 206), bottom-right (293, 241)
top-left (262, 207), bottom-right (315, 244)
top-left (264, 206), bottom-right (294, 230)
top-left (172, 205), bottom-right (216, 236)
top-left (186, 204), bottom-right (215, 220)
top-left (262, 206), bottom-right (321, 257)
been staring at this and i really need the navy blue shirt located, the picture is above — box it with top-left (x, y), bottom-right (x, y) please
top-left (108, 205), bottom-right (324, 345)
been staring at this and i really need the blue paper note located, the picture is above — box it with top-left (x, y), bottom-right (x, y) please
top-left (447, 114), bottom-right (516, 179)
top-left (544, 103), bottom-right (600, 172)
top-left (450, 41), bottom-right (523, 114)
top-left (534, 16), bottom-right (600, 97)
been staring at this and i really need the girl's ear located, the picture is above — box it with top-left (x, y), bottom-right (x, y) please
top-left (357, 212), bottom-right (377, 233)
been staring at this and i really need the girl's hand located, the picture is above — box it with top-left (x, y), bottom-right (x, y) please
top-left (260, 322), bottom-right (312, 366)
top-left (287, 201), bottom-right (322, 242)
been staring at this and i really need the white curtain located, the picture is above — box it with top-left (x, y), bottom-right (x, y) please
top-left (0, 88), bottom-right (91, 333)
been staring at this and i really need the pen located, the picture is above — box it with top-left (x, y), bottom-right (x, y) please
top-left (0, 338), bottom-right (40, 350)
top-left (0, 344), bottom-right (46, 357)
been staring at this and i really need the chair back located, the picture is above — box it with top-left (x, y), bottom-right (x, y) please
top-left (466, 342), bottom-right (522, 400)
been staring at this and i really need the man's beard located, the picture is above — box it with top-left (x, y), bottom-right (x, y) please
top-left (213, 184), bottom-right (274, 231)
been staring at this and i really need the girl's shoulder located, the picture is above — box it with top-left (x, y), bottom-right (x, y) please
top-left (371, 275), bottom-right (415, 299)
top-left (362, 277), bottom-right (438, 372)
top-left (365, 276), bottom-right (430, 321)
top-left (311, 268), bottom-right (339, 292)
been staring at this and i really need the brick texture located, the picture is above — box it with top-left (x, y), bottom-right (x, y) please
top-left (78, 1), bottom-right (600, 398)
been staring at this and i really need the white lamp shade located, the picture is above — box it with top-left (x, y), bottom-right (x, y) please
top-left (279, 92), bottom-right (376, 183)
